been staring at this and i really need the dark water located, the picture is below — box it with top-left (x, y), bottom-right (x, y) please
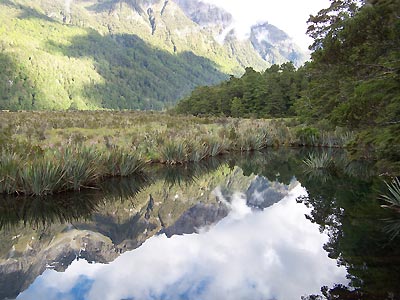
top-left (0, 149), bottom-right (399, 300)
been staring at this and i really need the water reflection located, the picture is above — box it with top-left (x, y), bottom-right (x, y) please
top-left (0, 174), bottom-right (150, 231)
top-left (0, 149), bottom-right (399, 300)
top-left (0, 192), bottom-right (101, 230)
top-left (17, 184), bottom-right (347, 300)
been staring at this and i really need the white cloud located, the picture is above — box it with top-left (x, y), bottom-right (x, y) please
top-left (18, 183), bottom-right (348, 300)
top-left (201, 0), bottom-right (331, 50)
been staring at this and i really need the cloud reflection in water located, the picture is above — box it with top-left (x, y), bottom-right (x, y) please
top-left (18, 182), bottom-right (347, 300)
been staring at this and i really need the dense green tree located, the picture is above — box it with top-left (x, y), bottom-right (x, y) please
top-left (175, 62), bottom-right (306, 118)
top-left (293, 0), bottom-right (400, 168)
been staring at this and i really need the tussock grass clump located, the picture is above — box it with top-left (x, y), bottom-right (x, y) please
top-left (160, 141), bottom-right (187, 164)
top-left (103, 149), bottom-right (145, 176)
top-left (236, 131), bottom-right (266, 151)
top-left (380, 177), bottom-right (400, 210)
top-left (380, 177), bottom-right (400, 240)
top-left (186, 141), bottom-right (209, 162)
top-left (59, 146), bottom-right (100, 191)
top-left (20, 159), bottom-right (65, 196)
top-left (303, 153), bottom-right (334, 170)
top-left (207, 139), bottom-right (227, 157)
top-left (0, 151), bottom-right (20, 194)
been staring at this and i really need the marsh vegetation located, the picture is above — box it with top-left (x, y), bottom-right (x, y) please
top-left (0, 111), bottom-right (357, 196)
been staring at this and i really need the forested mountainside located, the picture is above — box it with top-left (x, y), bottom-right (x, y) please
top-left (0, 0), bottom-right (306, 110)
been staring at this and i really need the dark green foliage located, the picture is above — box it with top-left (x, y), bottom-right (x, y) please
top-left (175, 63), bottom-right (307, 118)
top-left (295, 0), bottom-right (400, 172)
top-left (0, 53), bottom-right (36, 110)
top-left (296, 127), bottom-right (320, 146)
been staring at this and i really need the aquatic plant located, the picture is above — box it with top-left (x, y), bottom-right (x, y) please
top-left (380, 177), bottom-right (400, 210)
top-left (303, 153), bottom-right (334, 170)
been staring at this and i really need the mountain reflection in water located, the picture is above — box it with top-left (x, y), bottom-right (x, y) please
top-left (16, 183), bottom-right (347, 300)
top-left (1, 149), bottom-right (399, 300)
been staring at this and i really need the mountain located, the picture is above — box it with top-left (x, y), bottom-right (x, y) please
top-left (250, 22), bottom-right (308, 67)
top-left (0, 0), bottom-right (307, 110)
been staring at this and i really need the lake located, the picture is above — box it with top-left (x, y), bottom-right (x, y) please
top-left (0, 149), bottom-right (399, 300)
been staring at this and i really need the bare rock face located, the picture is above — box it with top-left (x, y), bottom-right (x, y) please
top-left (0, 229), bottom-right (118, 300)
top-left (161, 202), bottom-right (229, 237)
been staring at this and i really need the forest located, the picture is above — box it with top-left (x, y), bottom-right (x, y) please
top-left (175, 0), bottom-right (400, 172)
top-left (0, 1), bottom-right (228, 110)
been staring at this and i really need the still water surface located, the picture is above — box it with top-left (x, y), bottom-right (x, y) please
top-left (0, 149), bottom-right (399, 300)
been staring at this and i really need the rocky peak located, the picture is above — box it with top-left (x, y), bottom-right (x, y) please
top-left (250, 22), bottom-right (308, 67)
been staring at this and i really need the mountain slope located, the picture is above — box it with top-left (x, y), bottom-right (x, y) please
top-left (0, 0), bottom-right (307, 110)
top-left (0, 0), bottom-right (229, 110)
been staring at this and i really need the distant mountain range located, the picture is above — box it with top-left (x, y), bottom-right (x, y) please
top-left (0, 0), bottom-right (308, 110)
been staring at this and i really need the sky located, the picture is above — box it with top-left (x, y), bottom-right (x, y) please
top-left (18, 182), bottom-right (348, 300)
top-left (201, 0), bottom-right (331, 50)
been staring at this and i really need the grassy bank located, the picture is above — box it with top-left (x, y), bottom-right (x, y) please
top-left (1, 111), bottom-right (355, 195)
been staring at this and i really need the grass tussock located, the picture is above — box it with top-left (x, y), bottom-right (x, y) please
top-left (380, 177), bottom-right (400, 210)
top-left (303, 153), bottom-right (334, 170)
top-left (20, 159), bottom-right (65, 196)
top-left (103, 149), bottom-right (145, 176)
top-left (0, 151), bottom-right (20, 194)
